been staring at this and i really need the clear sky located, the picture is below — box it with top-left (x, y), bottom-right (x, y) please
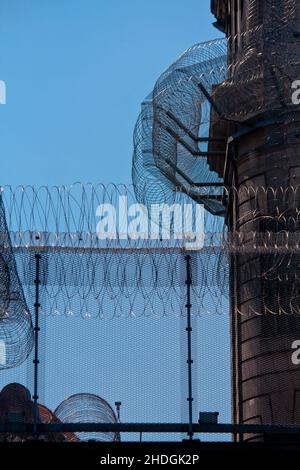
top-left (0, 0), bottom-right (219, 186)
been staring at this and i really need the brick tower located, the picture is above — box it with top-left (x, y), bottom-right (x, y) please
top-left (210, 0), bottom-right (300, 440)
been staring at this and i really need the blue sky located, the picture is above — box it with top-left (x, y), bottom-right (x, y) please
top-left (0, 0), bottom-right (219, 186)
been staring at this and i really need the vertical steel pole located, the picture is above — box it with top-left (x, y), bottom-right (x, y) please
top-left (33, 253), bottom-right (41, 435)
top-left (185, 254), bottom-right (194, 440)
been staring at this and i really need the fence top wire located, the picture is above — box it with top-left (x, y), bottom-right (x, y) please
top-left (0, 182), bottom-right (300, 339)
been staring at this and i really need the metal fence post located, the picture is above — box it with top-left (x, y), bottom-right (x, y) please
top-left (33, 253), bottom-right (41, 435)
top-left (185, 254), bottom-right (194, 440)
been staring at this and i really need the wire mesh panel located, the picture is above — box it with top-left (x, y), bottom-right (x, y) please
top-left (2, 238), bottom-right (231, 440)
top-left (0, 248), bottom-right (231, 442)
